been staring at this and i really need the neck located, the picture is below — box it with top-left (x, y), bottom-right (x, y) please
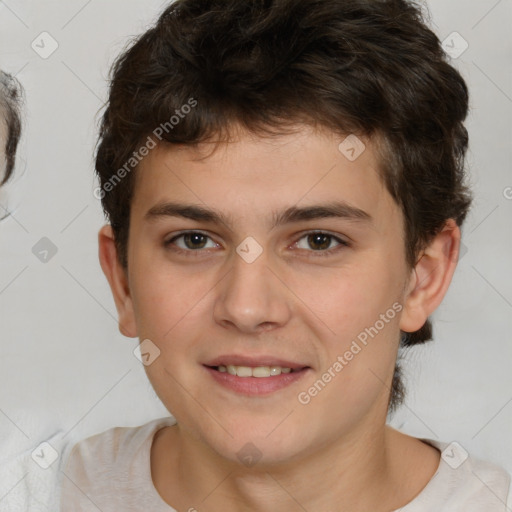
top-left (151, 416), bottom-right (436, 512)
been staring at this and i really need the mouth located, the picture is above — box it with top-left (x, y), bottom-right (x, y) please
top-left (203, 356), bottom-right (311, 396)
top-left (207, 364), bottom-right (303, 378)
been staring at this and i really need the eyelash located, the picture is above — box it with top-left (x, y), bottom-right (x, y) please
top-left (164, 230), bottom-right (350, 258)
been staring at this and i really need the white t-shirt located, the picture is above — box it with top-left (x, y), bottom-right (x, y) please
top-left (59, 417), bottom-right (512, 512)
top-left (0, 430), bottom-right (64, 512)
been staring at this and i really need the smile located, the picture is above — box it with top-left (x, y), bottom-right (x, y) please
top-left (215, 365), bottom-right (295, 377)
top-left (204, 363), bottom-right (310, 396)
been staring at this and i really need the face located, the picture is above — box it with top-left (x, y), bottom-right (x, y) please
top-left (101, 124), bottom-right (456, 466)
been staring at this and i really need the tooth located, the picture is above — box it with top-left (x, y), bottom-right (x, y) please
top-left (236, 366), bottom-right (253, 377)
top-left (253, 366), bottom-right (271, 378)
top-left (220, 365), bottom-right (295, 377)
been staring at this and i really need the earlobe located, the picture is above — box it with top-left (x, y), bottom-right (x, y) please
top-left (98, 225), bottom-right (138, 338)
top-left (399, 219), bottom-right (461, 333)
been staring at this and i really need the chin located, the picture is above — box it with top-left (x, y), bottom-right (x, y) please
top-left (197, 418), bottom-right (312, 468)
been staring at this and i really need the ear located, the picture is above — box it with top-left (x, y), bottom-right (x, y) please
top-left (98, 224), bottom-right (138, 338)
top-left (400, 219), bottom-right (461, 333)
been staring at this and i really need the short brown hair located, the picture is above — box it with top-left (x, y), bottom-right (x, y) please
top-left (95, 0), bottom-right (472, 412)
top-left (0, 70), bottom-right (23, 186)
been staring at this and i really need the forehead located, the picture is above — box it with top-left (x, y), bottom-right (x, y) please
top-left (132, 125), bottom-right (399, 232)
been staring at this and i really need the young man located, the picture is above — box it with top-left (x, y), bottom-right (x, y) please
top-left (60, 0), bottom-right (511, 510)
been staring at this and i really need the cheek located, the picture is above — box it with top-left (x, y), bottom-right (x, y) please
top-left (131, 263), bottom-right (211, 340)
top-left (131, 267), bottom-right (210, 413)
top-left (289, 260), bottom-right (401, 336)
top-left (298, 311), bottom-right (400, 429)
top-left (292, 263), bottom-right (402, 393)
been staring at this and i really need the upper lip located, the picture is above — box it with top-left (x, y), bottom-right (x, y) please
top-left (204, 354), bottom-right (309, 370)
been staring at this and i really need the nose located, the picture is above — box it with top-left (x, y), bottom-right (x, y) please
top-left (213, 245), bottom-right (292, 334)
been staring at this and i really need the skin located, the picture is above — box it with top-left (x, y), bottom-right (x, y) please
top-left (99, 124), bottom-right (460, 511)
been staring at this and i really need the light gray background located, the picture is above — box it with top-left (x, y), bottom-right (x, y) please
top-left (0, 0), bottom-right (511, 482)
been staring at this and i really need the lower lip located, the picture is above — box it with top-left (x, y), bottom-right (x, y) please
top-left (204, 366), bottom-right (310, 396)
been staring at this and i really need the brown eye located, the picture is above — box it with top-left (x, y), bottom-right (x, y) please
top-left (165, 231), bottom-right (218, 252)
top-left (294, 231), bottom-right (349, 256)
top-left (307, 233), bottom-right (332, 251)
top-left (182, 233), bottom-right (208, 249)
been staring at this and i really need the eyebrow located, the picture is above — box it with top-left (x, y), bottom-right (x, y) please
top-left (144, 200), bottom-right (372, 230)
